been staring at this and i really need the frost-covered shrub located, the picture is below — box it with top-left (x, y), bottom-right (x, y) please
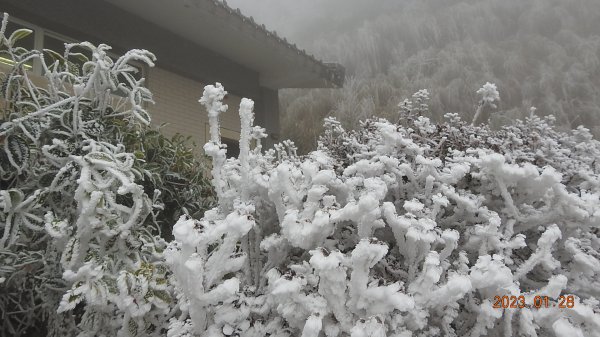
top-left (123, 129), bottom-right (215, 239)
top-left (168, 83), bottom-right (600, 337)
top-left (0, 14), bottom-right (211, 337)
top-left (472, 82), bottom-right (500, 125)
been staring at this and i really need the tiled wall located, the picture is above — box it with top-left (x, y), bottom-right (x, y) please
top-left (147, 67), bottom-right (242, 151)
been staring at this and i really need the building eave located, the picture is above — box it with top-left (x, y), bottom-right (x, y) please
top-left (104, 0), bottom-right (345, 89)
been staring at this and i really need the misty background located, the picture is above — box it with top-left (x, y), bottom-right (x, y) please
top-left (226, 0), bottom-right (600, 153)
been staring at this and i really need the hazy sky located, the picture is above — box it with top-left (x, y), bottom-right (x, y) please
top-left (225, 0), bottom-right (307, 39)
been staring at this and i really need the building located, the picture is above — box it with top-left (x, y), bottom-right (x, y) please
top-left (0, 0), bottom-right (344, 154)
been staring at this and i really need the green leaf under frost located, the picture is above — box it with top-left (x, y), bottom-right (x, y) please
top-left (7, 29), bottom-right (32, 47)
top-left (4, 134), bottom-right (29, 173)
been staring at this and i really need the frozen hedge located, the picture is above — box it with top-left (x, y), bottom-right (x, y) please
top-left (166, 84), bottom-right (600, 337)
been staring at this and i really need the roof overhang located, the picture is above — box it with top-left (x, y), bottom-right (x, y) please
top-left (103, 0), bottom-right (344, 89)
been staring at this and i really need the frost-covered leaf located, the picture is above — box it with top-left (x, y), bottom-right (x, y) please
top-left (44, 212), bottom-right (69, 239)
top-left (57, 289), bottom-right (83, 313)
top-left (0, 121), bottom-right (15, 136)
top-left (86, 152), bottom-right (113, 163)
top-left (152, 290), bottom-right (171, 304)
top-left (7, 28), bottom-right (32, 46)
top-left (0, 150), bottom-right (12, 177)
top-left (42, 48), bottom-right (65, 64)
top-left (18, 120), bottom-right (41, 142)
top-left (4, 134), bottom-right (29, 173)
top-left (38, 170), bottom-right (57, 187)
top-left (132, 108), bottom-right (151, 126)
top-left (50, 161), bottom-right (79, 191)
top-left (21, 213), bottom-right (44, 231)
top-left (60, 237), bottom-right (80, 269)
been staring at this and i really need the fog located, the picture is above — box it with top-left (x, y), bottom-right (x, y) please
top-left (225, 0), bottom-right (401, 50)
top-left (226, 0), bottom-right (600, 153)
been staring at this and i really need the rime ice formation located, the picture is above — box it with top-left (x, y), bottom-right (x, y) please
top-left (166, 84), bottom-right (600, 336)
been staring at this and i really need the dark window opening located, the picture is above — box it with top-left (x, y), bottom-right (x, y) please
top-left (222, 137), bottom-right (240, 159)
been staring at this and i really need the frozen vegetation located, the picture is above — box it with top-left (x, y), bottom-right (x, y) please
top-left (1, 11), bottom-right (600, 337)
top-left (164, 83), bottom-right (600, 337)
top-left (239, 0), bottom-right (600, 152)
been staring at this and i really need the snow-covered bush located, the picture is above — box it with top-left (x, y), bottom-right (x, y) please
top-left (168, 83), bottom-right (600, 337)
top-left (0, 14), bottom-right (213, 337)
top-left (472, 82), bottom-right (500, 125)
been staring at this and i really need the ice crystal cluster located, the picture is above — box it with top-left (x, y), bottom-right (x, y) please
top-left (166, 84), bottom-right (600, 337)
